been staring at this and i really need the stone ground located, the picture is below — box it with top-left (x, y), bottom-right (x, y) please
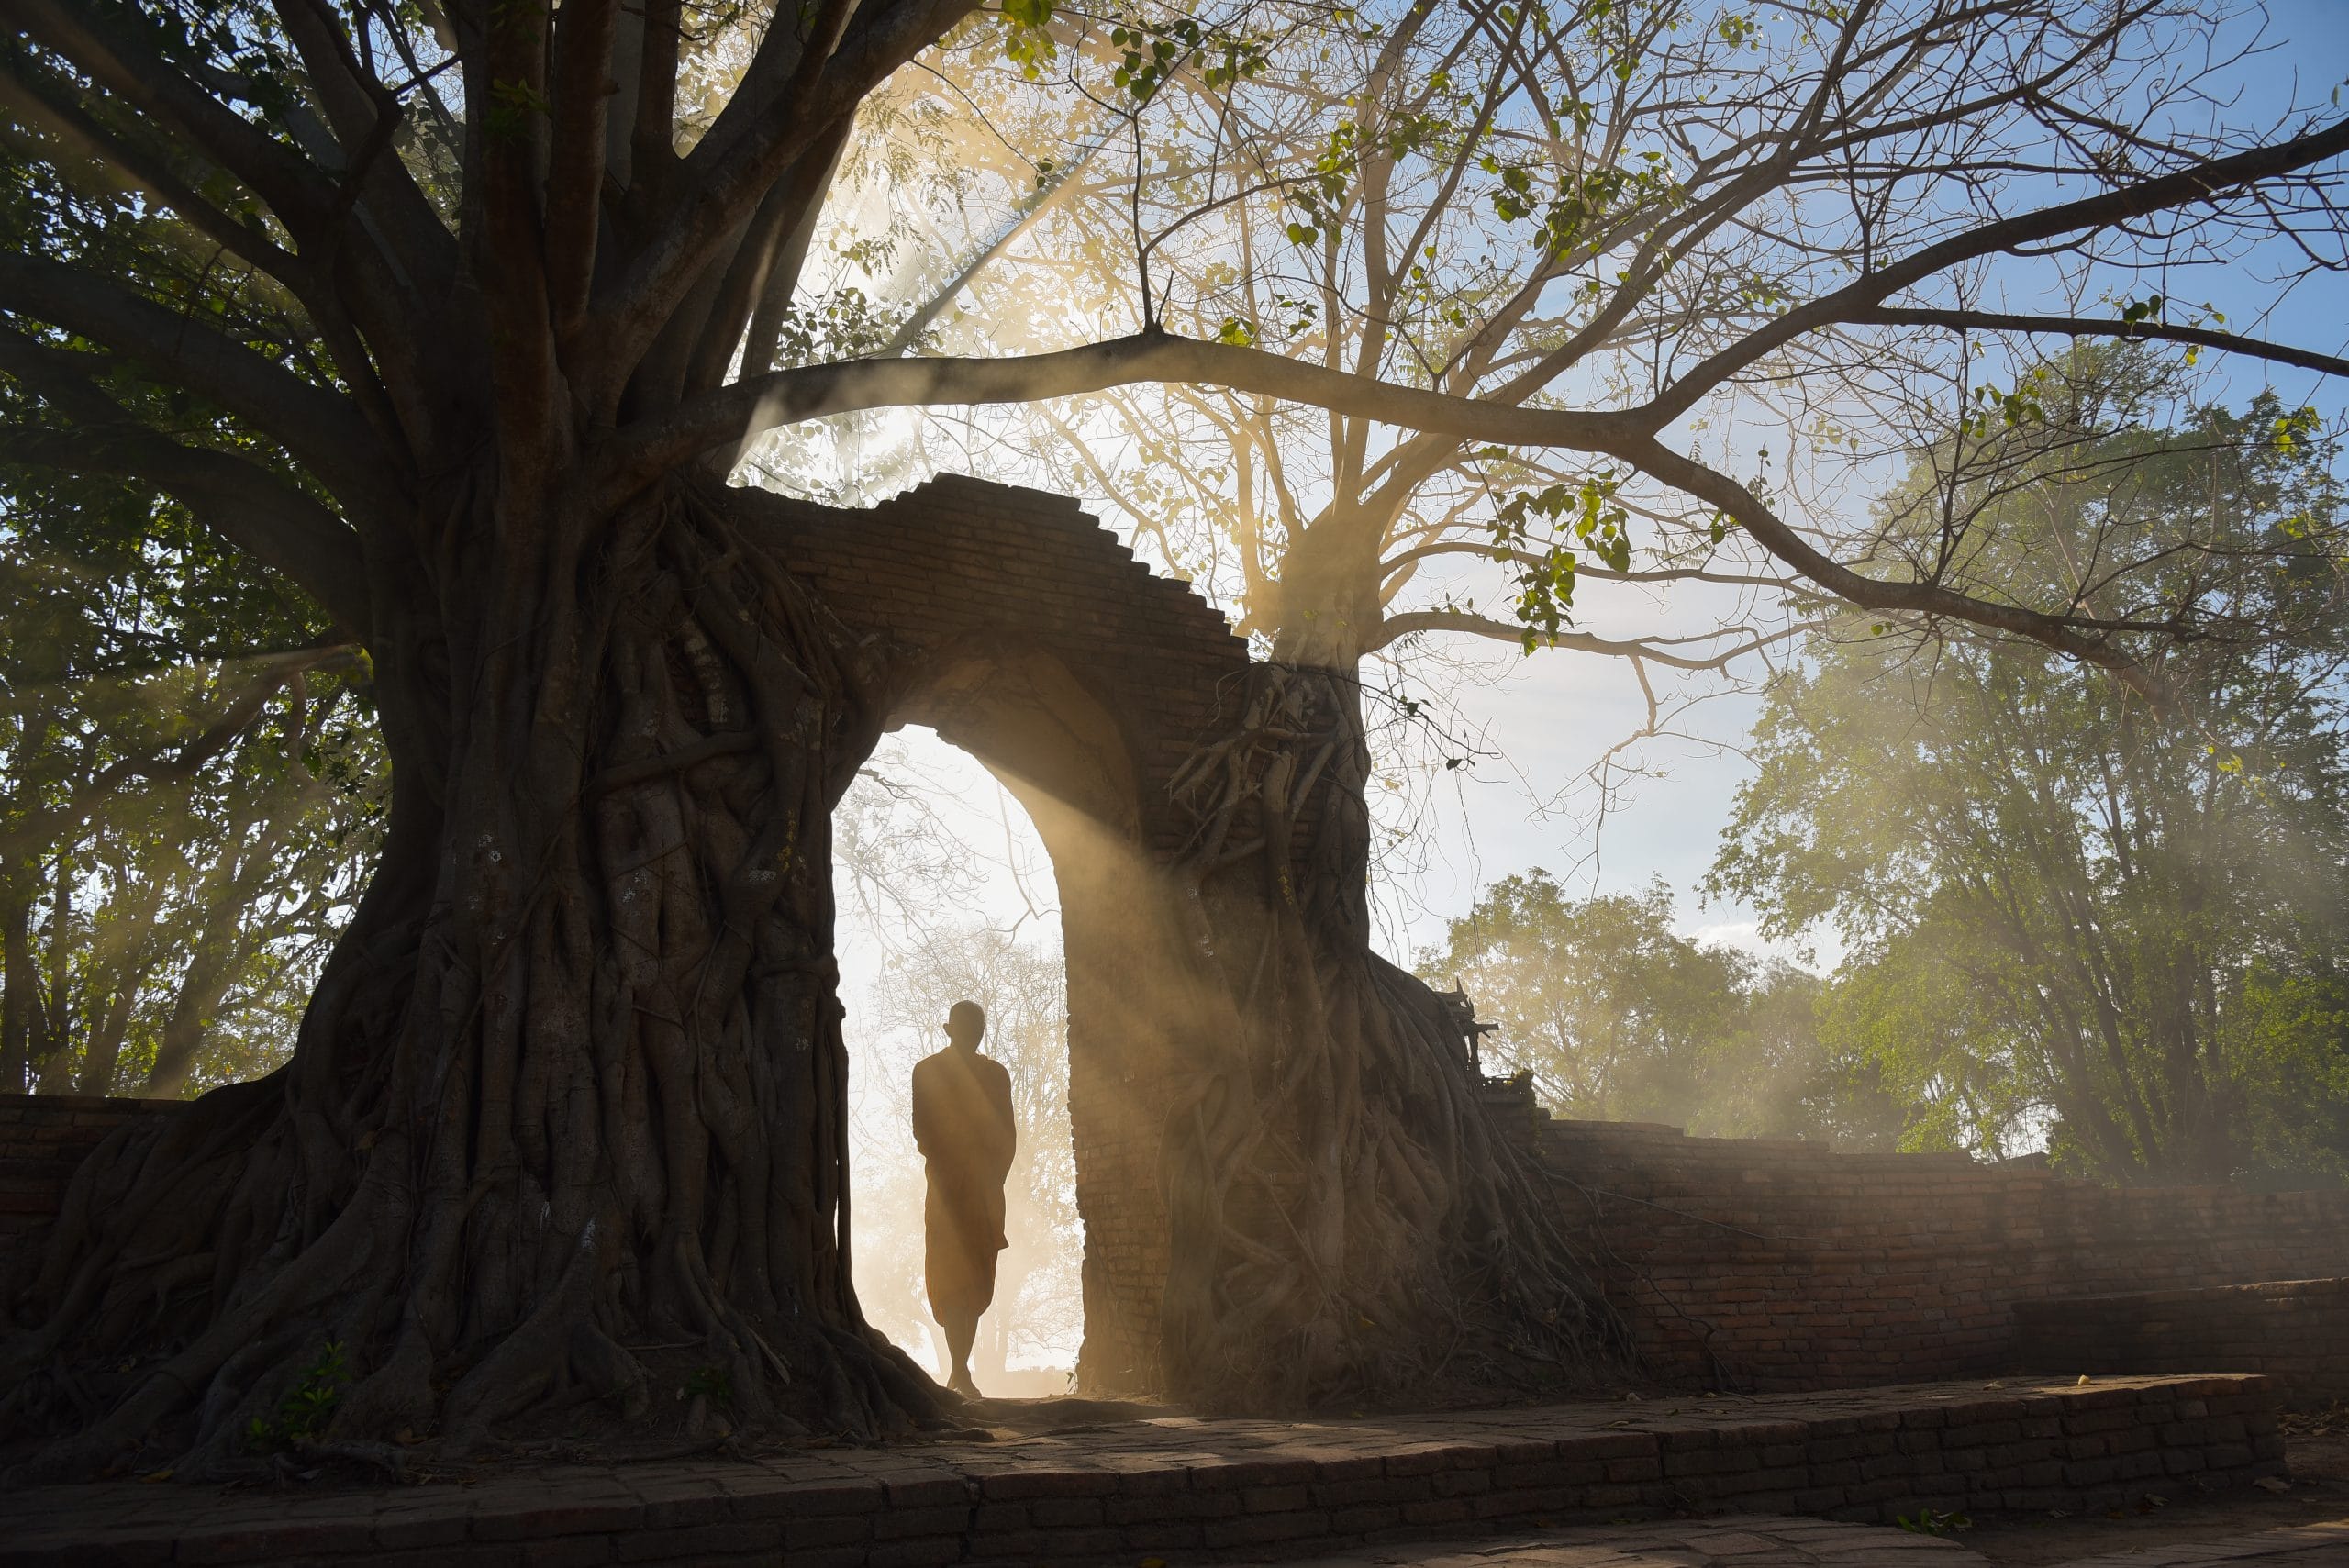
top-left (1259, 1418), bottom-right (2349, 1566)
top-left (0, 1378), bottom-right (2319, 1568)
top-left (1270, 1514), bottom-right (2349, 1565)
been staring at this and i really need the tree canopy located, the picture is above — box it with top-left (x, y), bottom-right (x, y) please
top-left (8, 3), bottom-right (2343, 677)
top-left (1419, 870), bottom-right (1893, 1142)
top-left (1713, 361), bottom-right (2349, 1182)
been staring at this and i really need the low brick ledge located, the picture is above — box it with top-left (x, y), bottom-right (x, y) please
top-left (0, 1375), bottom-right (2285, 1567)
top-left (2016, 1277), bottom-right (2349, 1407)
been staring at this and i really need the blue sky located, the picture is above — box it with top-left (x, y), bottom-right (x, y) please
top-left (821, 0), bottom-right (2349, 979)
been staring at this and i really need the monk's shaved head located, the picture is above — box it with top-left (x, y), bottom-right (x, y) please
top-left (947, 999), bottom-right (986, 1046)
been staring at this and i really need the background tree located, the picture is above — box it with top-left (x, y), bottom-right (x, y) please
top-left (4, 0), bottom-right (2349, 1472)
top-left (1712, 365), bottom-right (2349, 1182)
top-left (1420, 871), bottom-right (1893, 1141)
top-left (0, 451), bottom-right (379, 1099)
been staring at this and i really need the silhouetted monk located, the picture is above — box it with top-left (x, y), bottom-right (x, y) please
top-left (911, 999), bottom-right (1016, 1397)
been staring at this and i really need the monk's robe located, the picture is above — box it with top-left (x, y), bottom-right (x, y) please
top-left (910, 1047), bottom-right (1017, 1319)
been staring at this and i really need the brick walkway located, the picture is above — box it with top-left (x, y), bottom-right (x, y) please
top-left (2048, 1517), bottom-right (2349, 1564)
top-left (0, 1376), bottom-right (2286, 1566)
top-left (1278, 1516), bottom-right (2349, 1565)
top-left (1275, 1514), bottom-right (1985, 1563)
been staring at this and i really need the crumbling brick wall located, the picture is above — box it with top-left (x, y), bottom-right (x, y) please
top-left (760, 475), bottom-right (1252, 1393)
top-left (2015, 1277), bottom-right (2349, 1407)
top-left (1488, 1091), bottom-right (2349, 1391)
top-left (0, 1094), bottom-right (177, 1250)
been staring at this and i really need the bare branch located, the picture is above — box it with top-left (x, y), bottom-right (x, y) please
top-left (1643, 116), bottom-right (2349, 424)
top-left (1372, 607), bottom-right (1810, 670)
top-left (607, 330), bottom-right (1640, 495)
top-left (1379, 539), bottom-right (1798, 590)
top-left (1619, 436), bottom-right (2167, 694)
top-left (1850, 306), bottom-right (2349, 380)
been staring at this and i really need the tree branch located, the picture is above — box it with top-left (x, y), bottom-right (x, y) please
top-left (0, 55), bottom-right (306, 291)
top-left (0, 329), bottom-right (373, 635)
top-left (1372, 608), bottom-right (1809, 670)
top-left (603, 330), bottom-right (1639, 498)
top-left (1643, 115), bottom-right (2349, 424)
top-left (267, 0), bottom-right (462, 305)
top-left (0, 256), bottom-right (403, 517)
top-left (16, 0), bottom-right (336, 233)
top-left (1379, 539), bottom-right (1798, 590)
top-left (580, 0), bottom-right (974, 403)
top-left (1616, 436), bottom-right (2167, 694)
top-left (1849, 306), bottom-right (2349, 380)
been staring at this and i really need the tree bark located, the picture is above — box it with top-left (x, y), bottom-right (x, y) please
top-left (2, 475), bottom-right (942, 1475)
top-left (1157, 662), bottom-right (1620, 1410)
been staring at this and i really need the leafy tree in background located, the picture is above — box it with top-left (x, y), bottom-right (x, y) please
top-left (1712, 363), bottom-right (2349, 1184)
top-left (1421, 872), bottom-right (1897, 1143)
top-left (0, 452), bottom-right (380, 1098)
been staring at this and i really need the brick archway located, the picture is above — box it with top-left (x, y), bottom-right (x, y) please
top-left (767, 475), bottom-right (1250, 1393)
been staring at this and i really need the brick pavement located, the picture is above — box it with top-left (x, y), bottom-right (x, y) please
top-left (1259, 1515), bottom-right (2349, 1566)
top-left (0, 1376), bottom-right (2289, 1566)
top-left (2046, 1518), bottom-right (2349, 1564)
top-left (1259, 1514), bottom-right (1986, 1564)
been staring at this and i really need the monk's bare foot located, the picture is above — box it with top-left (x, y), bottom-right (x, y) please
top-left (949, 1371), bottom-right (982, 1400)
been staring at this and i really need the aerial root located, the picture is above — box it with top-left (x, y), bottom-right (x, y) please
top-left (1159, 662), bottom-right (1622, 1410)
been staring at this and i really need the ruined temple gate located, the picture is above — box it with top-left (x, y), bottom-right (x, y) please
top-left (769, 474), bottom-right (1253, 1394)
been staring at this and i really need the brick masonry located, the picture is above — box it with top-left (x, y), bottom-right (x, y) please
top-left (2014, 1278), bottom-right (2349, 1407)
top-left (0, 1093), bottom-right (178, 1250)
top-left (754, 475), bottom-right (1252, 1395)
top-left (0, 1376), bottom-right (2288, 1566)
top-left (1483, 1084), bottom-right (2349, 1393)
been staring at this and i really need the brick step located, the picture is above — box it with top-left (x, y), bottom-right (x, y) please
top-left (0, 1375), bottom-right (2287, 1567)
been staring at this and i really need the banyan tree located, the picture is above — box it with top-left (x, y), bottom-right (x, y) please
top-left (3, 0), bottom-right (2346, 1475)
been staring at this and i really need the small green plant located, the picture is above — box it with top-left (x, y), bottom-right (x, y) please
top-left (680, 1365), bottom-right (734, 1411)
top-left (243, 1340), bottom-right (351, 1454)
top-left (1896, 1507), bottom-right (1972, 1537)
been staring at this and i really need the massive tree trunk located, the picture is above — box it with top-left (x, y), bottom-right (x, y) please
top-left (1158, 657), bottom-right (1620, 1411)
top-left (2, 474), bottom-right (941, 1475)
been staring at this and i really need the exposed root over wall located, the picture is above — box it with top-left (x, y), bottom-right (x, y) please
top-left (1158, 663), bottom-right (1624, 1411)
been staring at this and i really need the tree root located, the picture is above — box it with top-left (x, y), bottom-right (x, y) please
top-left (1160, 663), bottom-right (1625, 1410)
